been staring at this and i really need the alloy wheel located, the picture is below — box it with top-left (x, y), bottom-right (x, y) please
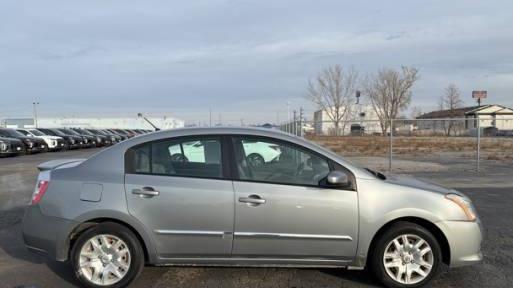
top-left (78, 234), bottom-right (131, 286)
top-left (382, 234), bottom-right (434, 285)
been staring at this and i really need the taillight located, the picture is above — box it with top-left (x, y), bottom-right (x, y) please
top-left (31, 180), bottom-right (49, 205)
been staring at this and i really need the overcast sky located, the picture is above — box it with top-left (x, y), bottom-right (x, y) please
top-left (1, 0), bottom-right (512, 124)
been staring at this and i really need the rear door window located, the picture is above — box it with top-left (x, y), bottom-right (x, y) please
top-left (126, 136), bottom-right (224, 179)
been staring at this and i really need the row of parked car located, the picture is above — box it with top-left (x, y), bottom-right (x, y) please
top-left (0, 127), bottom-right (152, 157)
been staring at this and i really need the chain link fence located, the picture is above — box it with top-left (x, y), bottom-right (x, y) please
top-left (279, 117), bottom-right (513, 173)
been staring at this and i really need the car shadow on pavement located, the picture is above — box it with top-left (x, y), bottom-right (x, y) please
top-left (0, 206), bottom-right (81, 287)
top-left (320, 268), bottom-right (382, 287)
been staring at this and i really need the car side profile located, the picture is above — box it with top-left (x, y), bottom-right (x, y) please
top-left (0, 128), bottom-right (47, 154)
top-left (37, 128), bottom-right (83, 150)
top-left (22, 127), bottom-right (482, 288)
top-left (17, 128), bottom-right (66, 151)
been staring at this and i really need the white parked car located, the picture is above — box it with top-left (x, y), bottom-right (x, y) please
top-left (17, 128), bottom-right (66, 151)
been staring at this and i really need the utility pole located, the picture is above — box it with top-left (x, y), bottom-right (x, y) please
top-left (299, 107), bottom-right (304, 137)
top-left (209, 108), bottom-right (212, 127)
top-left (293, 110), bottom-right (297, 136)
top-left (32, 102), bottom-right (39, 128)
top-left (286, 101), bottom-right (290, 133)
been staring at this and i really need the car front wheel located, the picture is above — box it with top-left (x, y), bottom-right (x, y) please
top-left (71, 222), bottom-right (144, 288)
top-left (369, 222), bottom-right (442, 288)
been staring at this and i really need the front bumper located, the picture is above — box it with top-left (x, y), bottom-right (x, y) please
top-left (436, 220), bottom-right (483, 267)
top-left (0, 143), bottom-right (24, 155)
top-left (22, 205), bottom-right (77, 262)
top-left (49, 140), bottom-right (67, 151)
top-left (26, 145), bottom-right (45, 153)
top-left (68, 142), bottom-right (82, 149)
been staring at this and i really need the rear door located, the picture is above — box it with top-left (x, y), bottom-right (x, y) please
top-left (230, 136), bottom-right (358, 262)
top-left (124, 135), bottom-right (234, 259)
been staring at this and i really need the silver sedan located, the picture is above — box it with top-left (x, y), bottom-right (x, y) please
top-left (22, 127), bottom-right (482, 288)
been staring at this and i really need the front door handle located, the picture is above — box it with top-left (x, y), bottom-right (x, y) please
top-left (132, 186), bottom-right (160, 198)
top-left (239, 194), bottom-right (266, 206)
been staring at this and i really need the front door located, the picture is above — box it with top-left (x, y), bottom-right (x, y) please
top-left (124, 136), bottom-right (234, 259)
top-left (231, 136), bottom-right (358, 262)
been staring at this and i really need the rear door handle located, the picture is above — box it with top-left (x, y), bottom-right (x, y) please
top-left (132, 186), bottom-right (160, 198)
top-left (239, 194), bottom-right (266, 206)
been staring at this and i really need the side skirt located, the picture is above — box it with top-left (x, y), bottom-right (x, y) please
top-left (155, 257), bottom-right (353, 268)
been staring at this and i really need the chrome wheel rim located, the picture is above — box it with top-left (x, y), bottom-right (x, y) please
top-left (383, 234), bottom-right (434, 285)
top-left (78, 234), bottom-right (131, 286)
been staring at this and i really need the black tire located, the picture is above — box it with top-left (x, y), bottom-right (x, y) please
top-left (71, 222), bottom-right (145, 288)
top-left (369, 221), bottom-right (442, 288)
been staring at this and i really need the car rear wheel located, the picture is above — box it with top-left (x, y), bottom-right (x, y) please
top-left (369, 222), bottom-right (441, 288)
top-left (71, 222), bottom-right (144, 288)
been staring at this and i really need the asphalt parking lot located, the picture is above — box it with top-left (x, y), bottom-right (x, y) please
top-left (1, 149), bottom-right (512, 287)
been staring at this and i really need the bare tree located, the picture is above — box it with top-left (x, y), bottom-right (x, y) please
top-left (307, 65), bottom-right (357, 135)
top-left (442, 83), bottom-right (463, 110)
top-left (363, 66), bottom-right (419, 135)
top-left (440, 83), bottom-right (464, 136)
top-left (410, 106), bottom-right (423, 119)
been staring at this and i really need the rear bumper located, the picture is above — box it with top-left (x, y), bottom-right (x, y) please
top-left (436, 220), bottom-right (483, 267)
top-left (22, 205), bottom-right (77, 262)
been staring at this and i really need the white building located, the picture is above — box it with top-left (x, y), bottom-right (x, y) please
top-left (417, 104), bottom-right (513, 135)
top-left (313, 103), bottom-right (381, 135)
top-left (2, 116), bottom-right (184, 130)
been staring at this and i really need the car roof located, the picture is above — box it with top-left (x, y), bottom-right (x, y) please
top-left (81, 126), bottom-right (373, 179)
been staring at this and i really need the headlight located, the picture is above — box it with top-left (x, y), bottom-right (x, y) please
top-left (26, 141), bottom-right (33, 148)
top-left (70, 139), bottom-right (75, 144)
top-left (0, 141), bottom-right (6, 151)
top-left (446, 194), bottom-right (477, 221)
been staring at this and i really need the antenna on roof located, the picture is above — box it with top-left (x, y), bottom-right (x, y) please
top-left (137, 113), bottom-right (160, 131)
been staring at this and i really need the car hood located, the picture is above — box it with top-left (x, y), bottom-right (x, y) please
top-left (39, 135), bottom-right (62, 140)
top-left (0, 136), bottom-right (23, 143)
top-left (385, 174), bottom-right (462, 196)
top-left (16, 136), bottom-right (43, 143)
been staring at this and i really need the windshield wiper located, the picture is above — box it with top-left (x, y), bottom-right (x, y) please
top-left (365, 168), bottom-right (387, 180)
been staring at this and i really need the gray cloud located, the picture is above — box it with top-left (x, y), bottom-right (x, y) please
top-left (1, 0), bottom-right (512, 123)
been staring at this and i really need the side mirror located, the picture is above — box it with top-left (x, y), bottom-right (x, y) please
top-left (325, 170), bottom-right (350, 188)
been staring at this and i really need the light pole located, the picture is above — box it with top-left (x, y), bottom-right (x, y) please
top-left (33, 102), bottom-right (39, 128)
top-left (286, 101), bottom-right (290, 133)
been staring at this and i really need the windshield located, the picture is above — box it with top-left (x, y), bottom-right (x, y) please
top-left (29, 129), bottom-right (45, 136)
top-left (60, 128), bottom-right (79, 136)
top-left (49, 129), bottom-right (66, 136)
top-left (304, 137), bottom-right (383, 179)
top-left (0, 129), bottom-right (26, 138)
top-left (89, 129), bottom-right (104, 135)
top-left (77, 129), bottom-right (93, 136)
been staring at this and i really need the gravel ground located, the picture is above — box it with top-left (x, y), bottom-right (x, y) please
top-left (0, 149), bottom-right (512, 288)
